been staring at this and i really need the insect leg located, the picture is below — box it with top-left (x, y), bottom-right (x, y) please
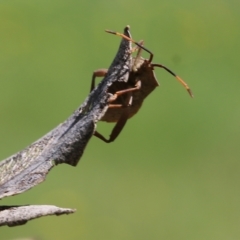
top-left (94, 108), bottom-right (130, 143)
top-left (94, 81), bottom-right (141, 143)
top-left (90, 69), bottom-right (108, 92)
top-left (108, 80), bottom-right (141, 103)
top-left (94, 95), bottom-right (133, 143)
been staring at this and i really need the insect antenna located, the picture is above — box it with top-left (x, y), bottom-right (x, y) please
top-left (105, 29), bottom-right (193, 98)
top-left (105, 29), bottom-right (154, 61)
top-left (152, 64), bottom-right (193, 98)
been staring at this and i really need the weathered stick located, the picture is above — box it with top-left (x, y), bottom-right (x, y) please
top-left (0, 205), bottom-right (75, 227)
top-left (0, 26), bottom-right (133, 200)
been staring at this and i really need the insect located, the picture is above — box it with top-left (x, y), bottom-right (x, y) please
top-left (91, 30), bottom-right (193, 143)
top-left (0, 26), bottom-right (135, 199)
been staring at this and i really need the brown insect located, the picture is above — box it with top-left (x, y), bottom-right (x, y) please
top-left (92, 30), bottom-right (193, 143)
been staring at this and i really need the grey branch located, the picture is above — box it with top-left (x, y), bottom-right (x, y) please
top-left (0, 26), bottom-right (132, 200)
top-left (0, 205), bottom-right (76, 227)
top-left (0, 26), bottom-right (132, 228)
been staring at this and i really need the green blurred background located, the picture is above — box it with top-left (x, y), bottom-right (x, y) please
top-left (0, 0), bottom-right (239, 239)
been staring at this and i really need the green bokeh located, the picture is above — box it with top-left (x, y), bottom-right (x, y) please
top-left (1, 0), bottom-right (240, 239)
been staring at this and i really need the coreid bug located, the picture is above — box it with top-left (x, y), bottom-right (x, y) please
top-left (92, 29), bottom-right (193, 143)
